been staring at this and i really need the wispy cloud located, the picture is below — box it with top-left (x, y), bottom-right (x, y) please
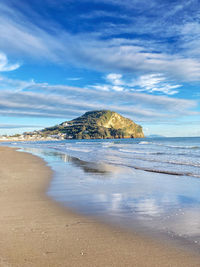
top-left (131, 74), bottom-right (181, 95)
top-left (1, 2), bottom-right (200, 81)
top-left (0, 76), bottom-right (198, 122)
top-left (90, 73), bottom-right (182, 95)
top-left (0, 124), bottom-right (42, 129)
top-left (66, 77), bottom-right (82, 81)
top-left (0, 52), bottom-right (20, 72)
top-left (0, 75), bottom-right (35, 91)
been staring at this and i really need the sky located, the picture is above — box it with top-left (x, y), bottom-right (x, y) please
top-left (0, 0), bottom-right (200, 137)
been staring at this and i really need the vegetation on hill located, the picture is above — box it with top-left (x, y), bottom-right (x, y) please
top-left (40, 110), bottom-right (144, 139)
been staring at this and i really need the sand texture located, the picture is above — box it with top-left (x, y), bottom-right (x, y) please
top-left (0, 146), bottom-right (200, 267)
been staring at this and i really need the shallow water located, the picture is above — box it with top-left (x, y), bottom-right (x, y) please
top-left (3, 137), bottom-right (200, 250)
top-left (13, 137), bottom-right (200, 178)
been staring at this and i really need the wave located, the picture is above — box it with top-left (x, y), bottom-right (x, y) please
top-left (44, 145), bottom-right (200, 178)
top-left (121, 154), bottom-right (200, 168)
top-left (7, 139), bottom-right (200, 179)
top-left (75, 141), bottom-right (102, 145)
top-left (139, 141), bottom-right (152, 145)
top-left (134, 167), bottom-right (200, 178)
top-left (165, 145), bottom-right (199, 149)
top-left (61, 147), bottom-right (92, 153)
top-left (138, 140), bottom-right (200, 150)
top-left (150, 143), bottom-right (200, 150)
top-left (119, 148), bottom-right (200, 159)
top-left (119, 149), bottom-right (164, 155)
top-left (163, 160), bottom-right (200, 168)
top-left (110, 162), bottom-right (200, 178)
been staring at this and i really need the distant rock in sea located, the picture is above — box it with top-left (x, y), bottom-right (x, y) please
top-left (40, 110), bottom-right (144, 139)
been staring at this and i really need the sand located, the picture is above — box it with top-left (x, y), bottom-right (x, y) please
top-left (0, 146), bottom-right (200, 267)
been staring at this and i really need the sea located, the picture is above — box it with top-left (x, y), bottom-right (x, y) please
top-left (3, 136), bottom-right (200, 251)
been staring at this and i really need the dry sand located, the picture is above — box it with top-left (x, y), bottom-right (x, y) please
top-left (0, 146), bottom-right (200, 267)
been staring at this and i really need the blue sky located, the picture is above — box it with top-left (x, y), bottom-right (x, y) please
top-left (0, 0), bottom-right (199, 137)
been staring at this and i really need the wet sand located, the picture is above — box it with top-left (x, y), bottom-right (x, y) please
top-left (0, 146), bottom-right (200, 267)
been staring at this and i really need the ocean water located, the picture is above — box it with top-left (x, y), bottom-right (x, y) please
top-left (3, 137), bottom-right (200, 249)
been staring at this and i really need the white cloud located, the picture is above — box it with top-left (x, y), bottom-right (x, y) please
top-left (0, 76), bottom-right (198, 122)
top-left (90, 73), bottom-right (182, 95)
top-left (131, 74), bottom-right (182, 95)
top-left (106, 73), bottom-right (123, 85)
top-left (0, 52), bottom-right (20, 72)
top-left (1, 3), bottom-right (200, 81)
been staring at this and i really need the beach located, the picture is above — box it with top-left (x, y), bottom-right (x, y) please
top-left (0, 146), bottom-right (200, 267)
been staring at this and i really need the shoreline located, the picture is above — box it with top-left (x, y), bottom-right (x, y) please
top-left (0, 146), bottom-right (200, 266)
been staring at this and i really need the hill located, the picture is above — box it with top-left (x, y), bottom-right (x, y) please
top-left (39, 110), bottom-right (144, 139)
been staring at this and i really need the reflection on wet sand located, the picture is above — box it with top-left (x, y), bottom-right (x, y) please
top-left (22, 147), bottom-right (113, 175)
